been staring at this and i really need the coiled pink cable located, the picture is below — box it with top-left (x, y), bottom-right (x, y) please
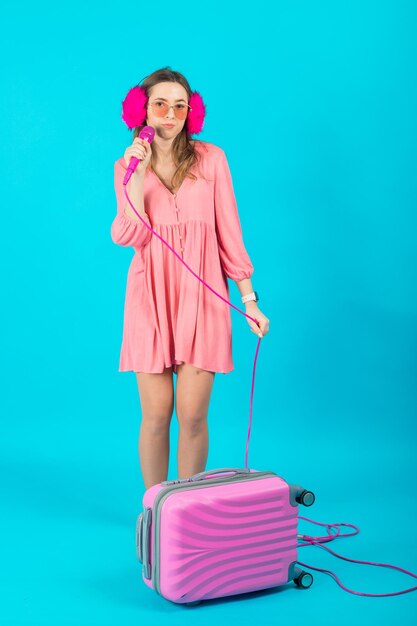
top-left (297, 515), bottom-right (417, 597)
top-left (123, 181), bottom-right (417, 598)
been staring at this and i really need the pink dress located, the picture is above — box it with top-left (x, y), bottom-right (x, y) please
top-left (110, 140), bottom-right (254, 375)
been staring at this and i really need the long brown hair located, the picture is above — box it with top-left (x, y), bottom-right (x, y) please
top-left (132, 67), bottom-right (207, 190)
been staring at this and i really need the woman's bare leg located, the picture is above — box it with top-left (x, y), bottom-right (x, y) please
top-left (136, 366), bottom-right (174, 490)
top-left (175, 363), bottom-right (215, 479)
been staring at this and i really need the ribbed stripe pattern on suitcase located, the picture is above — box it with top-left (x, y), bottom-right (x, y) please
top-left (140, 470), bottom-right (299, 603)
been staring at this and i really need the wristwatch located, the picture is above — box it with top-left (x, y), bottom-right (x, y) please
top-left (241, 291), bottom-right (259, 304)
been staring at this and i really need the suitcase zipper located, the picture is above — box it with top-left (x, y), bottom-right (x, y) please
top-left (145, 470), bottom-right (280, 596)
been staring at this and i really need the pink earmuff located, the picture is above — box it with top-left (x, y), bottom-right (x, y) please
top-left (121, 84), bottom-right (206, 134)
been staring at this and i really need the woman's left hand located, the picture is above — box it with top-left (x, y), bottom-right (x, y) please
top-left (244, 303), bottom-right (270, 339)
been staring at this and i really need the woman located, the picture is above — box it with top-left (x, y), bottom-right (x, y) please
top-left (111, 67), bottom-right (270, 490)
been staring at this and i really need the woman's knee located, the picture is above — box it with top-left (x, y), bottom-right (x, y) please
top-left (177, 412), bottom-right (208, 435)
top-left (136, 367), bottom-right (174, 434)
top-left (141, 410), bottom-right (173, 435)
top-left (175, 364), bottom-right (214, 433)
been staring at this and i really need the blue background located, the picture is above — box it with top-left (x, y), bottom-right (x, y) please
top-left (1, 0), bottom-right (416, 624)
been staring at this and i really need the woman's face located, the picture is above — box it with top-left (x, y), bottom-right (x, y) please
top-left (145, 81), bottom-right (189, 139)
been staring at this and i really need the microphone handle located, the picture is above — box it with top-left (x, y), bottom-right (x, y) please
top-left (124, 133), bottom-right (153, 185)
top-left (123, 156), bottom-right (141, 186)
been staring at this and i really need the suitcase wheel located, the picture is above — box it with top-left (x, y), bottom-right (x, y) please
top-left (294, 570), bottom-right (313, 588)
top-left (296, 490), bottom-right (315, 507)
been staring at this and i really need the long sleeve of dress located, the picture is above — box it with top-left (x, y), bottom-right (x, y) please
top-left (110, 159), bottom-right (153, 248)
top-left (214, 149), bottom-right (254, 281)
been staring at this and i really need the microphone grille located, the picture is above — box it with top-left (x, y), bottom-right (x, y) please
top-left (139, 125), bottom-right (155, 143)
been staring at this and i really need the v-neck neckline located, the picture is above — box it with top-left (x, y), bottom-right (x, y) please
top-left (150, 166), bottom-right (188, 197)
top-left (148, 140), bottom-right (201, 197)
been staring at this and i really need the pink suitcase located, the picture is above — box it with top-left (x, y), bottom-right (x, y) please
top-left (136, 467), bottom-right (315, 605)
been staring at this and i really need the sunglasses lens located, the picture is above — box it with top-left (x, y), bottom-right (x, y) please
top-left (151, 102), bottom-right (188, 119)
top-left (174, 104), bottom-right (188, 119)
top-left (152, 102), bottom-right (169, 117)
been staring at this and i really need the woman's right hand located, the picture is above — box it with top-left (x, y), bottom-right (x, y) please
top-left (124, 137), bottom-right (152, 175)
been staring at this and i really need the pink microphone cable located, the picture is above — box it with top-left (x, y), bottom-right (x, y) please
top-left (122, 157), bottom-right (417, 599)
top-left (122, 168), bottom-right (261, 471)
top-left (296, 515), bottom-right (417, 597)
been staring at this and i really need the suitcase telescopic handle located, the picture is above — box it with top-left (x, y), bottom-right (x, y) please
top-left (189, 467), bottom-right (251, 482)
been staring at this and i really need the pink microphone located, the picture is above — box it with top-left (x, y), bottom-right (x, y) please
top-left (123, 125), bottom-right (155, 186)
